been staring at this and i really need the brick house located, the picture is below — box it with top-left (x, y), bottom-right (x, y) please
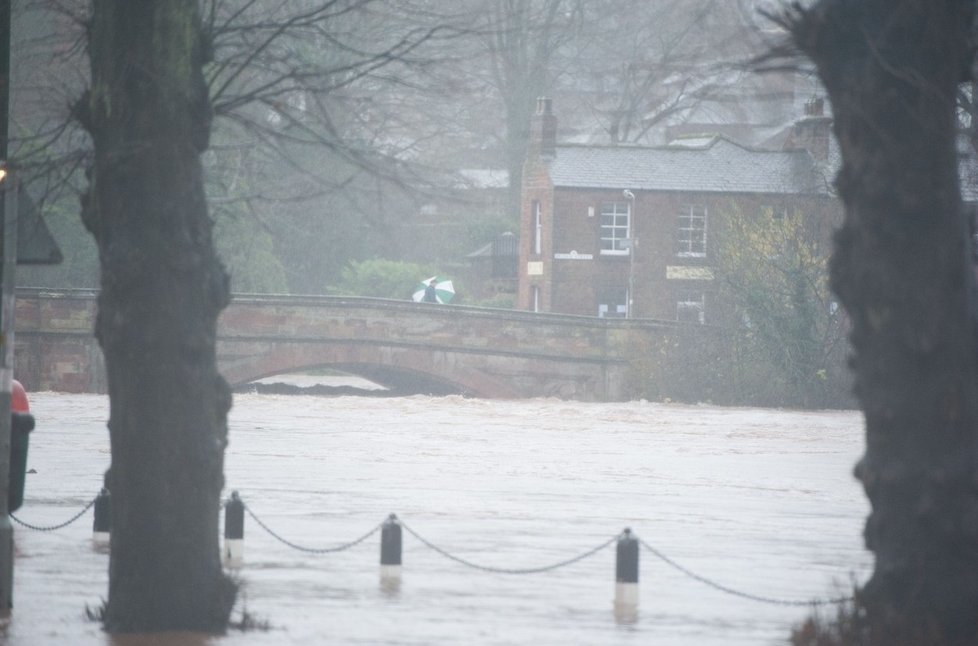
top-left (517, 98), bottom-right (840, 322)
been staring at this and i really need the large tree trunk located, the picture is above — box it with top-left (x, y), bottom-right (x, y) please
top-left (792, 1), bottom-right (978, 642)
top-left (80, 1), bottom-right (236, 633)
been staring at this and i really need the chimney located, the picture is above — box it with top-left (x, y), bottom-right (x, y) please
top-left (785, 97), bottom-right (831, 162)
top-left (531, 97), bottom-right (557, 158)
top-left (804, 97), bottom-right (824, 117)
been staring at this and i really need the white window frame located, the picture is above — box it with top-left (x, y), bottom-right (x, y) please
top-left (676, 204), bottom-right (707, 257)
top-left (599, 202), bottom-right (631, 255)
top-left (598, 287), bottom-right (628, 318)
top-left (533, 201), bottom-right (543, 255)
top-left (598, 303), bottom-right (628, 318)
top-left (677, 292), bottom-right (706, 324)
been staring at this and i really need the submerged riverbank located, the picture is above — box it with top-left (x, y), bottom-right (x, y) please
top-left (7, 393), bottom-right (870, 645)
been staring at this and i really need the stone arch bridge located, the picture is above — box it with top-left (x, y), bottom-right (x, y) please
top-left (12, 288), bottom-right (674, 401)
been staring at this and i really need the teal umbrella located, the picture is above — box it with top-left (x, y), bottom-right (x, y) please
top-left (413, 276), bottom-right (455, 304)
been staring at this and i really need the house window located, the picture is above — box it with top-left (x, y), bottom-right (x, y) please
top-left (532, 286), bottom-right (540, 312)
top-left (677, 291), bottom-right (705, 324)
top-left (532, 201), bottom-right (542, 255)
top-left (600, 202), bottom-right (630, 254)
top-left (676, 204), bottom-right (707, 257)
top-left (765, 204), bottom-right (794, 220)
top-left (761, 203), bottom-right (781, 220)
top-left (598, 288), bottom-right (627, 318)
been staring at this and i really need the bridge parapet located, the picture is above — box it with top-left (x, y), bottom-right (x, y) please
top-left (13, 288), bottom-right (674, 400)
top-left (15, 288), bottom-right (104, 393)
top-left (222, 294), bottom-right (660, 359)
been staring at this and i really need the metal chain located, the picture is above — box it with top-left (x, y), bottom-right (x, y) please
top-left (10, 497), bottom-right (97, 532)
top-left (6, 490), bottom-right (858, 605)
top-left (243, 503), bottom-right (382, 554)
top-left (400, 521), bottom-right (621, 574)
top-left (639, 538), bottom-right (854, 607)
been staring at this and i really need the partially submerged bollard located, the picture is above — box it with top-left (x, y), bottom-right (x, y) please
top-left (223, 491), bottom-right (244, 567)
top-left (614, 527), bottom-right (639, 622)
top-left (92, 488), bottom-right (110, 547)
top-left (8, 379), bottom-right (34, 513)
top-left (380, 513), bottom-right (402, 587)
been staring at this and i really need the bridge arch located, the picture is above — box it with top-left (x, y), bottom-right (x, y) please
top-left (228, 354), bottom-right (480, 398)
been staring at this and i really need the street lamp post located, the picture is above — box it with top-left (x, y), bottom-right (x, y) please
top-left (623, 189), bottom-right (636, 318)
top-left (0, 0), bottom-right (14, 616)
top-left (0, 163), bottom-right (16, 616)
top-left (628, 237), bottom-right (636, 318)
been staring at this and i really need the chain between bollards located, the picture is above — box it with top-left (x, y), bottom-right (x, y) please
top-left (9, 495), bottom-right (97, 532)
top-left (638, 537), bottom-right (854, 607)
top-left (12, 487), bottom-right (858, 609)
top-left (399, 519), bottom-right (621, 574)
top-left (233, 493), bottom-right (384, 555)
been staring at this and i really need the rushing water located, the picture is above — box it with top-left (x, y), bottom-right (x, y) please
top-left (4, 390), bottom-right (872, 645)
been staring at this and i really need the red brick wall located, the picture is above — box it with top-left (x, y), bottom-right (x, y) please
top-left (517, 155), bottom-right (556, 311)
top-left (527, 187), bottom-right (841, 322)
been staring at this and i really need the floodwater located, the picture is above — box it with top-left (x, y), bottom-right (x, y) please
top-left (3, 388), bottom-right (872, 645)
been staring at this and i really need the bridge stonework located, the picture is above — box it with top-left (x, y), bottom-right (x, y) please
top-left (13, 289), bottom-right (672, 401)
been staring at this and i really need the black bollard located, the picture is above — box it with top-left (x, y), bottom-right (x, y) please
top-left (223, 491), bottom-right (245, 566)
top-left (614, 527), bottom-right (639, 609)
top-left (92, 488), bottom-right (111, 546)
top-left (380, 513), bottom-right (402, 583)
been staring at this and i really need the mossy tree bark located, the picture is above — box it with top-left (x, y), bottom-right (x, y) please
top-left (792, 0), bottom-right (978, 642)
top-left (80, 1), bottom-right (236, 633)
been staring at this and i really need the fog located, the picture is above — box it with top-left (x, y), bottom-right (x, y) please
top-left (12, 0), bottom-right (819, 298)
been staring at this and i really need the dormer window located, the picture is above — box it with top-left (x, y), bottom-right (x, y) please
top-left (600, 202), bottom-right (630, 255)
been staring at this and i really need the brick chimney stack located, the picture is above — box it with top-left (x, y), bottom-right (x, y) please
top-left (531, 97), bottom-right (557, 158)
top-left (805, 97), bottom-right (824, 117)
top-left (785, 97), bottom-right (832, 162)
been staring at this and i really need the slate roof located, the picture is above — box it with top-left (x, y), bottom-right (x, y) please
top-left (547, 136), bottom-right (831, 196)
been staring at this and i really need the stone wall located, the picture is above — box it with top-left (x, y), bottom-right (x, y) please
top-left (13, 289), bottom-right (671, 401)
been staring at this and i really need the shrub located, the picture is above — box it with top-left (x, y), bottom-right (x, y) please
top-left (333, 259), bottom-right (436, 300)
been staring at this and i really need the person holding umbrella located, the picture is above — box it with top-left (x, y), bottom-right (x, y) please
top-left (413, 276), bottom-right (456, 304)
top-left (422, 278), bottom-right (438, 303)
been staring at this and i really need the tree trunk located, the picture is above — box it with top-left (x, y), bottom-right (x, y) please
top-left (81, 1), bottom-right (236, 633)
top-left (793, 0), bottom-right (978, 642)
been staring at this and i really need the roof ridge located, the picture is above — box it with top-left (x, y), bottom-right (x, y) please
top-left (555, 134), bottom-right (809, 155)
